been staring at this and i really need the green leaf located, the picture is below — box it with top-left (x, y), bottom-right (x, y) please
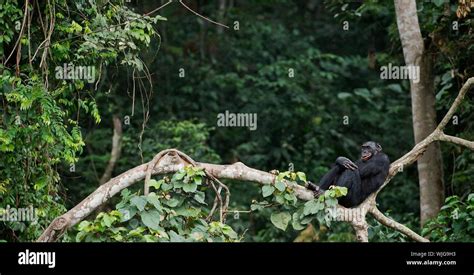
top-left (131, 196), bottom-right (147, 211)
top-left (468, 193), bottom-right (474, 203)
top-left (194, 191), bottom-right (206, 204)
top-left (275, 194), bottom-right (285, 204)
top-left (153, 15), bottom-right (167, 22)
top-left (183, 182), bottom-right (198, 193)
top-left (250, 204), bottom-right (263, 211)
top-left (143, 234), bottom-right (158, 242)
top-left (325, 198), bottom-right (338, 208)
top-left (337, 92), bottom-right (352, 99)
top-left (120, 189), bottom-right (132, 199)
top-left (101, 214), bottom-right (114, 227)
top-left (140, 210), bottom-right (161, 230)
top-left (432, 0), bottom-right (445, 7)
top-left (169, 230), bottom-right (186, 242)
top-left (161, 182), bottom-right (173, 191)
top-left (296, 172), bottom-right (307, 183)
top-left (332, 186), bottom-right (348, 198)
top-left (277, 171), bottom-right (290, 181)
top-left (164, 198), bottom-right (180, 208)
top-left (303, 199), bottom-right (324, 216)
top-left (118, 207), bottom-right (137, 222)
top-left (324, 189), bottom-right (336, 198)
top-left (387, 83), bottom-right (403, 93)
top-left (194, 176), bottom-right (203, 185)
top-left (270, 212), bottom-right (291, 231)
top-left (173, 171), bottom-right (186, 181)
top-left (354, 88), bottom-right (371, 99)
top-left (33, 177), bottom-right (48, 191)
top-left (148, 179), bottom-right (162, 190)
top-left (78, 221), bottom-right (91, 231)
top-left (173, 179), bottom-right (184, 189)
top-left (262, 185), bottom-right (275, 197)
top-left (292, 212), bottom-right (306, 231)
top-left (175, 207), bottom-right (201, 217)
top-left (128, 226), bottom-right (146, 236)
top-left (146, 193), bottom-right (162, 211)
top-left (222, 225), bottom-right (238, 239)
top-left (284, 193), bottom-right (297, 204)
top-left (275, 181), bottom-right (285, 192)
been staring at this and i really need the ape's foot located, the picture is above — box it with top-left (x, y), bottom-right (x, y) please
top-left (306, 181), bottom-right (324, 197)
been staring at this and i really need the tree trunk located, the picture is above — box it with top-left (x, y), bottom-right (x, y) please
top-left (394, 0), bottom-right (444, 226)
top-left (99, 116), bottom-right (123, 185)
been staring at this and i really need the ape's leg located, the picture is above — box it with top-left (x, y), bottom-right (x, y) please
top-left (335, 169), bottom-right (362, 207)
top-left (307, 165), bottom-right (342, 194)
top-left (319, 165), bottom-right (343, 190)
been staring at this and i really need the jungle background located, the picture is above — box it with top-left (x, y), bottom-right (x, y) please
top-left (0, 0), bottom-right (473, 242)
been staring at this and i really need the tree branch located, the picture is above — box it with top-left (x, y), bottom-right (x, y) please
top-left (369, 207), bottom-right (429, 243)
top-left (436, 77), bottom-right (474, 131)
top-left (438, 133), bottom-right (474, 150)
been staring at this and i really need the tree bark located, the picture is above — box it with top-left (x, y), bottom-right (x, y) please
top-left (394, 0), bottom-right (444, 225)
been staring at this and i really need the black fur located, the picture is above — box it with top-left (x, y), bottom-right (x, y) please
top-left (316, 143), bottom-right (390, 208)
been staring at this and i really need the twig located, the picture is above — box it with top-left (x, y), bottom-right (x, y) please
top-left (207, 181), bottom-right (223, 222)
top-left (4, 0), bottom-right (29, 66)
top-left (143, 0), bottom-right (173, 16)
top-left (179, 0), bottom-right (229, 29)
top-left (213, 177), bottom-right (230, 222)
top-left (143, 0), bottom-right (229, 29)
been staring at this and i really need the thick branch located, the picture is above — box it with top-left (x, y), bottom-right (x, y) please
top-left (438, 133), bottom-right (474, 150)
top-left (369, 207), bottom-right (428, 243)
top-left (351, 219), bottom-right (369, 243)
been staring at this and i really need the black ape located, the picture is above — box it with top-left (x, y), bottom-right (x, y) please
top-left (307, 141), bottom-right (390, 208)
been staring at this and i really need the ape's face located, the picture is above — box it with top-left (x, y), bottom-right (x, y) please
top-left (360, 141), bottom-right (382, 161)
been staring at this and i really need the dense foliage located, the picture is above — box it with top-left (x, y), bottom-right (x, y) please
top-left (422, 194), bottom-right (474, 242)
top-left (0, 0), bottom-right (162, 241)
top-left (0, 0), bottom-right (472, 242)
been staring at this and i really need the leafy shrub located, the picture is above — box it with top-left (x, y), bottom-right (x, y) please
top-left (73, 166), bottom-right (238, 242)
top-left (422, 194), bottom-right (474, 242)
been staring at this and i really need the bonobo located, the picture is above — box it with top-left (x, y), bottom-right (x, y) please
top-left (307, 141), bottom-right (390, 208)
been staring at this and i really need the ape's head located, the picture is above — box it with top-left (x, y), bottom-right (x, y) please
top-left (360, 141), bottom-right (382, 161)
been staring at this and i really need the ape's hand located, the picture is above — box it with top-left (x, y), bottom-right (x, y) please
top-left (336, 156), bottom-right (358, 170)
top-left (306, 181), bottom-right (324, 197)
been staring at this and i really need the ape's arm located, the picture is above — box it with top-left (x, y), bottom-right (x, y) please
top-left (319, 156), bottom-right (357, 189)
top-left (307, 156), bottom-right (359, 194)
